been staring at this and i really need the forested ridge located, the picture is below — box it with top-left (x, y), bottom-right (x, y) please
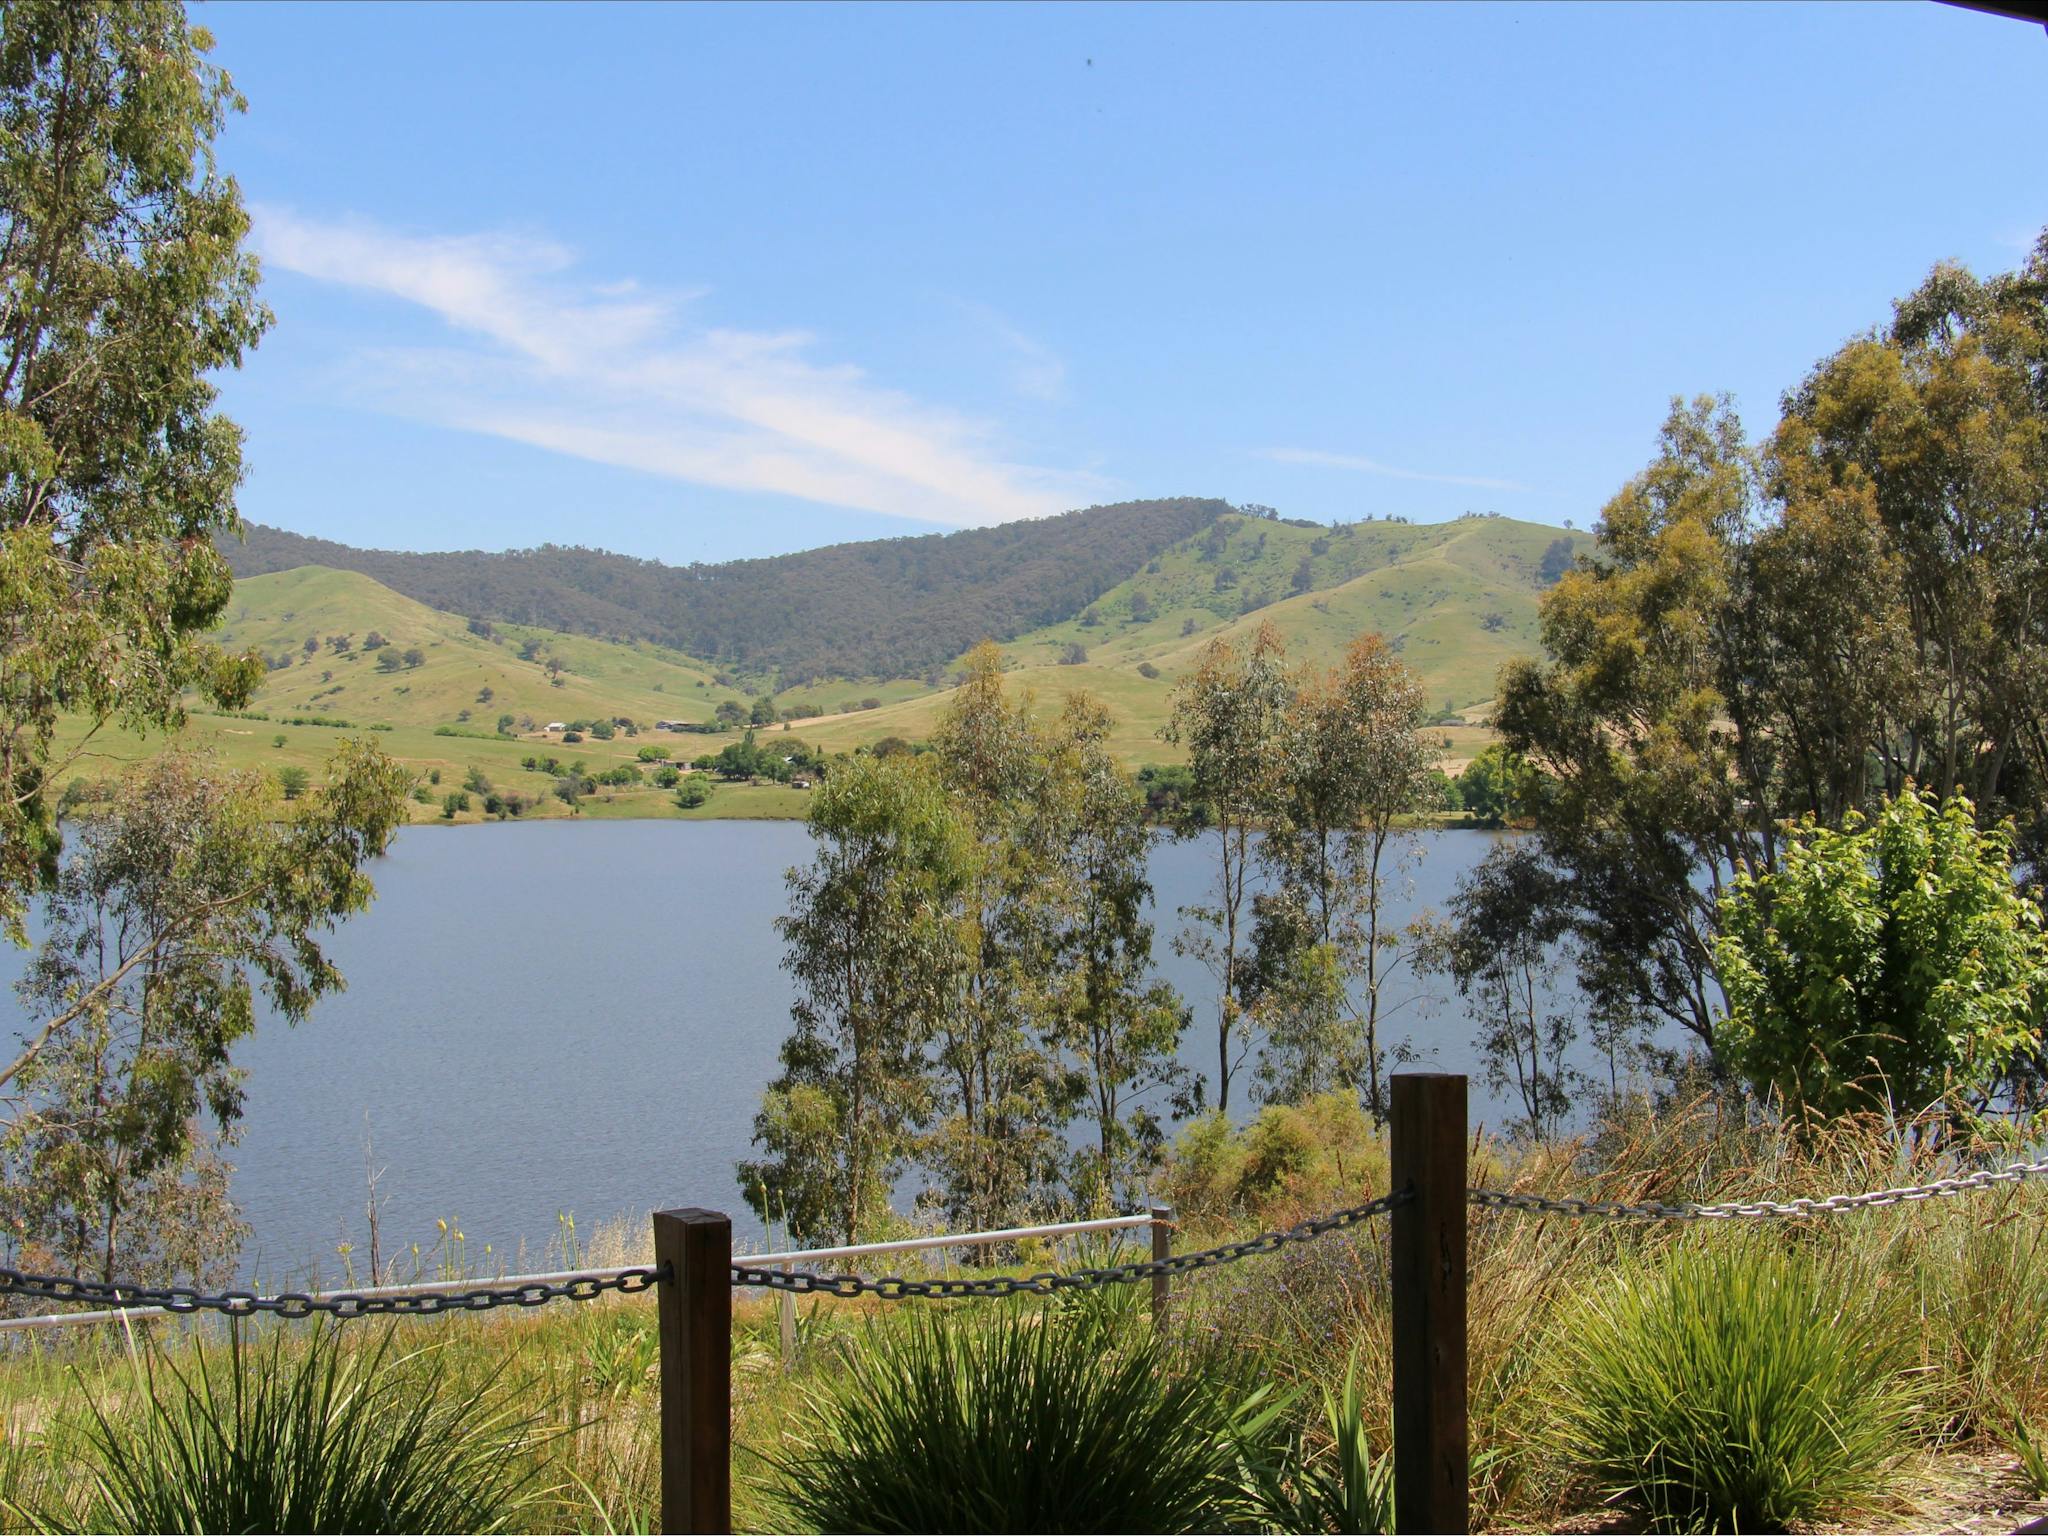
top-left (225, 498), bottom-right (1235, 683)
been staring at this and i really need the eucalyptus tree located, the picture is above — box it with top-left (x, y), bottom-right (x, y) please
top-left (923, 642), bottom-right (1071, 1231)
top-left (742, 753), bottom-right (971, 1247)
top-left (1768, 232), bottom-right (2048, 851)
top-left (1042, 692), bottom-right (1189, 1212)
top-left (1496, 396), bottom-right (1762, 1057)
top-left (1253, 635), bottom-right (1435, 1121)
top-left (1417, 844), bottom-right (1581, 1143)
top-left (1163, 622), bottom-right (1291, 1113)
top-left (1, 0), bottom-right (274, 939)
top-left (7, 745), bottom-right (410, 1283)
top-left (0, 2), bottom-right (412, 1280)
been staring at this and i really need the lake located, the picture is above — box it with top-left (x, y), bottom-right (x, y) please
top-left (3, 820), bottom-right (1640, 1283)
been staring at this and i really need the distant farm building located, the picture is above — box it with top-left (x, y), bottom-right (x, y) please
top-left (545, 722), bottom-right (567, 732)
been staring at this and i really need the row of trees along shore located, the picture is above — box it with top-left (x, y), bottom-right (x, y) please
top-left (740, 634), bottom-right (1448, 1247)
top-left (749, 230), bottom-right (2048, 1248)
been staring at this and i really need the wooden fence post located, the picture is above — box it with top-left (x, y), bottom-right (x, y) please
top-left (654, 1208), bottom-right (730, 1536)
top-left (1390, 1073), bottom-right (1468, 1536)
top-left (1149, 1203), bottom-right (1174, 1335)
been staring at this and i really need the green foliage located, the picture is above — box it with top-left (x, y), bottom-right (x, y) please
top-left (5, 744), bottom-right (409, 1283)
top-left (1715, 787), bottom-right (2048, 1119)
top-left (1235, 1349), bottom-right (1394, 1536)
top-left (673, 775), bottom-right (710, 808)
top-left (769, 1307), bottom-right (1254, 1535)
top-left (1254, 634), bottom-right (1434, 1120)
top-left (274, 764), bottom-right (310, 801)
top-left (2012, 1419), bottom-right (2048, 1498)
top-left (714, 731), bottom-right (768, 780)
top-left (1163, 1093), bottom-right (1386, 1226)
top-left (1500, 234), bottom-right (2048, 1066)
top-left (1419, 845), bottom-right (1580, 1140)
top-left (440, 790), bottom-right (469, 819)
top-left (1554, 1240), bottom-right (1908, 1532)
top-left (1453, 745), bottom-right (1524, 827)
top-left (742, 753), bottom-right (971, 1245)
top-left (43, 1325), bottom-right (544, 1534)
top-left (1165, 623), bottom-right (1291, 1113)
top-left (0, 0), bottom-right (272, 943)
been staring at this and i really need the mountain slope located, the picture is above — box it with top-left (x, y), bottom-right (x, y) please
top-left (995, 513), bottom-right (1582, 710)
top-left (216, 567), bottom-right (749, 731)
top-left (774, 514), bottom-right (1584, 762)
top-left (225, 498), bottom-right (1235, 684)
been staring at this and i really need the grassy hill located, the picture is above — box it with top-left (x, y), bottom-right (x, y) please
top-left (225, 498), bottom-right (1234, 685)
top-left (54, 567), bottom-right (793, 826)
top-left (101, 509), bottom-right (1587, 814)
top-left (215, 567), bottom-right (747, 732)
top-left (784, 514), bottom-right (1583, 763)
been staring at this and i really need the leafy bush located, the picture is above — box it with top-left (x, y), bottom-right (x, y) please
top-left (1715, 787), bottom-right (2048, 1118)
top-left (1553, 1240), bottom-right (1907, 1532)
top-left (1164, 1093), bottom-right (1386, 1226)
top-left (48, 1326), bottom-right (544, 1534)
top-left (771, 1308), bottom-right (1252, 1533)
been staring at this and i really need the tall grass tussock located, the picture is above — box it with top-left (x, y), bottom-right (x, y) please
top-left (1550, 1240), bottom-right (1909, 1531)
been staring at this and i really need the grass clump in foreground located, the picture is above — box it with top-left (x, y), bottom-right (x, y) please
top-left (767, 1300), bottom-right (1274, 1535)
top-left (1551, 1238), bottom-right (1909, 1533)
top-left (4, 1323), bottom-right (547, 1535)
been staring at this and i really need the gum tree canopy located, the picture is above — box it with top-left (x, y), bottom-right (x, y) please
top-left (0, 0), bottom-right (269, 939)
top-left (0, 2), bottom-right (410, 1284)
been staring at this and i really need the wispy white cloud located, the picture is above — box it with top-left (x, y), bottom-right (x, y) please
top-left (952, 299), bottom-right (1067, 403)
top-left (1260, 446), bottom-right (1530, 494)
top-left (253, 207), bottom-right (1106, 527)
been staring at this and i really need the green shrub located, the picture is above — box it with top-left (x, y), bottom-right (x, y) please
top-left (52, 1325), bottom-right (544, 1534)
top-left (1714, 787), bottom-right (2048, 1119)
top-left (1164, 1093), bottom-right (1387, 1226)
top-left (1553, 1240), bottom-right (1908, 1532)
top-left (771, 1307), bottom-right (1251, 1533)
top-left (1236, 1348), bottom-right (1394, 1535)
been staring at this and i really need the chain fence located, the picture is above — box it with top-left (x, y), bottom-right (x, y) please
top-left (729, 1187), bottom-right (1413, 1298)
top-left (0, 1261), bottom-right (663, 1324)
top-left (7, 1153), bottom-right (2045, 1325)
top-left (1469, 1155), bottom-right (2048, 1222)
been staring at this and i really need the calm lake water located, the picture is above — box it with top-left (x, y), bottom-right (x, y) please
top-left (5, 821), bottom-right (1645, 1283)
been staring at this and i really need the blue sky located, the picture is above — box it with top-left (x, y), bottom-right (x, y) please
top-left (204, 1), bottom-right (2045, 565)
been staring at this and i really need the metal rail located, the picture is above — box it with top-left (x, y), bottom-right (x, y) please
top-left (739, 1211), bottom-right (1154, 1270)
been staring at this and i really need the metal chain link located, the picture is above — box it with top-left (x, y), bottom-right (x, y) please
top-left (21, 1156), bottom-right (2031, 1321)
top-left (730, 1187), bottom-right (1412, 1298)
top-left (0, 1261), bottom-right (665, 1320)
top-left (1470, 1156), bottom-right (2048, 1221)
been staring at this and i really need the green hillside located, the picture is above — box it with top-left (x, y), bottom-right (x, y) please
top-left (225, 497), bottom-right (1233, 684)
top-left (115, 511), bottom-right (1586, 812)
top-left (786, 514), bottom-right (1583, 762)
top-left (998, 512), bottom-right (1580, 710)
top-left (215, 567), bottom-right (747, 731)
